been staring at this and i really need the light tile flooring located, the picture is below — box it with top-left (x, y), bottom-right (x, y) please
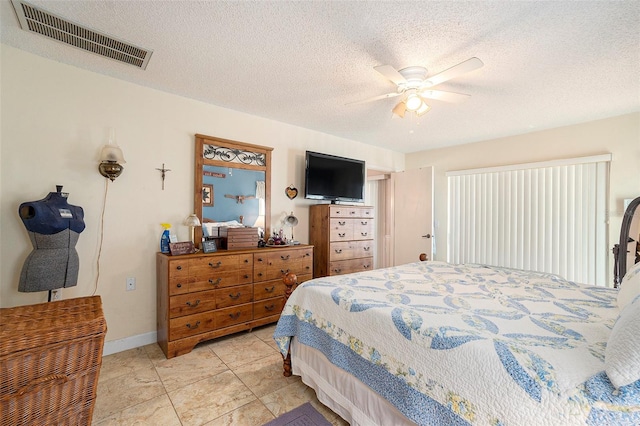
top-left (92, 324), bottom-right (348, 426)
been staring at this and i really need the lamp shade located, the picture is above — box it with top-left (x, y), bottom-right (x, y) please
top-left (183, 213), bottom-right (201, 227)
top-left (99, 144), bottom-right (126, 163)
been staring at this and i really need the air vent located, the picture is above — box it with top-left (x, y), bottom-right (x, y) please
top-left (11, 0), bottom-right (152, 69)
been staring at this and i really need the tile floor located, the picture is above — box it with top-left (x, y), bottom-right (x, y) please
top-left (92, 324), bottom-right (349, 426)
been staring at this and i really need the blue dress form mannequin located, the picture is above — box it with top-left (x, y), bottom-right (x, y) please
top-left (18, 186), bottom-right (85, 292)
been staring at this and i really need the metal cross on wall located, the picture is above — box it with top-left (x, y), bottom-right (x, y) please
top-left (156, 163), bottom-right (171, 190)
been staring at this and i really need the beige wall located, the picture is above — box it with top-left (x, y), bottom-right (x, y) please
top-left (406, 112), bottom-right (640, 285)
top-left (0, 45), bottom-right (404, 347)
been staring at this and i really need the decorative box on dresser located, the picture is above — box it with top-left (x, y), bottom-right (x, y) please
top-left (157, 245), bottom-right (312, 358)
top-left (310, 204), bottom-right (374, 277)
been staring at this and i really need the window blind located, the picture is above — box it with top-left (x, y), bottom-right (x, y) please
top-left (446, 155), bottom-right (610, 286)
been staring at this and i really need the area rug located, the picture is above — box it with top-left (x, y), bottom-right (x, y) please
top-left (263, 402), bottom-right (332, 426)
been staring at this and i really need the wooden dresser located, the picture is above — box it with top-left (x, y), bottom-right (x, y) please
top-left (310, 204), bottom-right (374, 277)
top-left (156, 245), bottom-right (312, 358)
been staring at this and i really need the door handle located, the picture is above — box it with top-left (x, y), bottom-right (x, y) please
top-left (422, 234), bottom-right (432, 239)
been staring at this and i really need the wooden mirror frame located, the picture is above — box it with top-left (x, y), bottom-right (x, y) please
top-left (194, 134), bottom-right (272, 248)
top-left (614, 196), bottom-right (640, 287)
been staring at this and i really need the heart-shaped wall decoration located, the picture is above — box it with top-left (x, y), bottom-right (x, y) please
top-left (286, 185), bottom-right (298, 199)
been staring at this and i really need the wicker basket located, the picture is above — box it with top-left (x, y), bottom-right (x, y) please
top-left (0, 296), bottom-right (107, 426)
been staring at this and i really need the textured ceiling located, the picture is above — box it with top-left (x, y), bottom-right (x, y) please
top-left (1, 1), bottom-right (639, 153)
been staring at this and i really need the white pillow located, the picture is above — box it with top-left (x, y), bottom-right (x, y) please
top-left (605, 294), bottom-right (640, 388)
top-left (617, 261), bottom-right (640, 310)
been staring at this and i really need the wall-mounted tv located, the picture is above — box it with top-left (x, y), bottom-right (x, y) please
top-left (304, 151), bottom-right (365, 203)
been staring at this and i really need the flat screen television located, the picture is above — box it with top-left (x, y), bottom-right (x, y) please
top-left (304, 151), bottom-right (365, 203)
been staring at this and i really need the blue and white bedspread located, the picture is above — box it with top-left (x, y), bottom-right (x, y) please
top-left (273, 261), bottom-right (640, 425)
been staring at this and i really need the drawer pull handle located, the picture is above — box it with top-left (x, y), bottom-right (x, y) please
top-left (176, 266), bottom-right (183, 271)
top-left (336, 210), bottom-right (341, 214)
top-left (305, 253), bottom-right (310, 257)
top-left (364, 264), bottom-right (370, 269)
top-left (280, 254), bottom-right (290, 260)
top-left (229, 293), bottom-right (241, 300)
top-left (186, 300), bottom-right (200, 307)
top-left (244, 274), bottom-right (249, 279)
top-left (361, 232), bottom-right (368, 236)
top-left (363, 246), bottom-right (370, 251)
top-left (209, 261), bottom-right (222, 268)
top-left (350, 211), bottom-right (356, 215)
top-left (338, 221), bottom-right (346, 226)
top-left (257, 272), bottom-right (263, 277)
top-left (257, 257), bottom-right (263, 262)
top-left (229, 312), bottom-right (241, 320)
top-left (361, 221), bottom-right (368, 225)
top-left (264, 304), bottom-right (276, 311)
top-left (280, 269), bottom-right (290, 275)
top-left (244, 259), bottom-right (249, 263)
top-left (265, 286), bottom-right (275, 293)
top-left (334, 268), bottom-right (342, 273)
top-left (335, 249), bottom-right (342, 254)
top-left (338, 233), bottom-right (346, 237)
top-left (186, 321), bottom-right (200, 329)
top-left (209, 278), bottom-right (222, 286)
top-left (176, 283), bottom-right (182, 288)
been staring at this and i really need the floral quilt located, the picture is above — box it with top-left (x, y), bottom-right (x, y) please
top-left (273, 261), bottom-right (640, 425)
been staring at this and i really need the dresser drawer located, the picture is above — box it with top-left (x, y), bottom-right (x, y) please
top-left (329, 241), bottom-right (355, 261)
top-left (168, 259), bottom-right (190, 278)
top-left (169, 311), bottom-right (217, 340)
top-left (191, 270), bottom-right (253, 292)
top-left (329, 218), bottom-right (354, 242)
top-left (264, 248), bottom-right (313, 268)
top-left (353, 220), bottom-right (374, 241)
top-left (352, 240), bottom-right (374, 258)
top-left (253, 297), bottom-right (284, 319)
top-left (215, 303), bottom-right (253, 328)
top-left (254, 279), bottom-right (285, 301)
top-left (169, 290), bottom-right (216, 318)
top-left (215, 284), bottom-right (253, 309)
top-left (329, 257), bottom-right (373, 276)
top-left (189, 254), bottom-right (252, 275)
top-left (168, 276), bottom-right (195, 295)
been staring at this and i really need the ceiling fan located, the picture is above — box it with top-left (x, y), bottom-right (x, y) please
top-left (351, 57), bottom-right (484, 118)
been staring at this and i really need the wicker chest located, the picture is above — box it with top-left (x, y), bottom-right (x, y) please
top-left (0, 296), bottom-right (107, 426)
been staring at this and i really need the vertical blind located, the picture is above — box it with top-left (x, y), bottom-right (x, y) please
top-left (447, 155), bottom-right (610, 286)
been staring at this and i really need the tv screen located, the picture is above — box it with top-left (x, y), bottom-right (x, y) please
top-left (304, 151), bottom-right (365, 203)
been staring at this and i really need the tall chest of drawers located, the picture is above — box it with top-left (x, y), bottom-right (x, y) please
top-left (310, 204), bottom-right (374, 277)
top-left (157, 245), bottom-right (312, 358)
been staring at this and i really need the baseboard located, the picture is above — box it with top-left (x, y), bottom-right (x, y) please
top-left (103, 331), bottom-right (157, 356)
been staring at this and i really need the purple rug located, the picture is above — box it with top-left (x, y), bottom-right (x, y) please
top-left (263, 402), bottom-right (332, 426)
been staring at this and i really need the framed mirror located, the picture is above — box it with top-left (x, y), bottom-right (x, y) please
top-left (614, 196), bottom-right (640, 286)
top-left (194, 134), bottom-right (272, 248)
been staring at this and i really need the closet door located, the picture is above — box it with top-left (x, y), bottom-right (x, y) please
top-left (392, 167), bottom-right (434, 265)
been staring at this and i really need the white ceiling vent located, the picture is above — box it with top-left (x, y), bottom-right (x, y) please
top-left (11, 0), bottom-right (152, 69)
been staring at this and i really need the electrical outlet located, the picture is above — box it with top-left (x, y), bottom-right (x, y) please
top-left (51, 289), bottom-right (61, 301)
top-left (126, 277), bottom-right (136, 291)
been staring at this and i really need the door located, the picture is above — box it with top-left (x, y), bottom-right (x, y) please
top-left (392, 167), bottom-right (434, 265)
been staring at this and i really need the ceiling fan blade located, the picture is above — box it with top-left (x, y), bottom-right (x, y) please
top-left (346, 92), bottom-right (401, 105)
top-left (391, 101), bottom-right (406, 118)
top-left (423, 57), bottom-right (484, 88)
top-left (420, 90), bottom-right (471, 103)
top-left (374, 65), bottom-right (408, 86)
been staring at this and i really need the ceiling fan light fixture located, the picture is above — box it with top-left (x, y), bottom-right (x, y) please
top-left (405, 93), bottom-right (422, 111)
top-left (416, 102), bottom-right (430, 116)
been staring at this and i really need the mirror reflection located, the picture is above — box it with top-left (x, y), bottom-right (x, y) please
top-left (201, 164), bottom-right (265, 228)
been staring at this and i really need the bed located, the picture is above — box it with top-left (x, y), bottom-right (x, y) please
top-left (273, 260), bottom-right (640, 425)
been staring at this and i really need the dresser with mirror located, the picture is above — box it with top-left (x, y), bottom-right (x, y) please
top-left (156, 134), bottom-right (313, 358)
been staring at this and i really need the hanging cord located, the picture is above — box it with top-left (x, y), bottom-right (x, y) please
top-left (92, 179), bottom-right (110, 295)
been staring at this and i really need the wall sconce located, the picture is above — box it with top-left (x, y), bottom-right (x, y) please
top-left (184, 213), bottom-right (201, 244)
top-left (98, 132), bottom-right (126, 181)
